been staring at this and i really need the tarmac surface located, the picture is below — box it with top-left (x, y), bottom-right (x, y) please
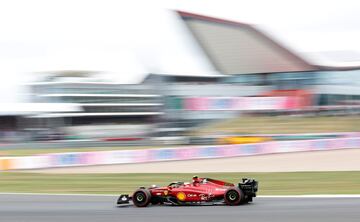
top-left (1, 194), bottom-right (360, 222)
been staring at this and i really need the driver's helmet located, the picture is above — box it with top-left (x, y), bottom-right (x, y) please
top-left (192, 176), bottom-right (201, 186)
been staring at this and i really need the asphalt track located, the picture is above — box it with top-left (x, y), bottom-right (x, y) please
top-left (1, 194), bottom-right (360, 222)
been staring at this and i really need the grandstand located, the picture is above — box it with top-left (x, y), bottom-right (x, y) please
top-left (1, 11), bottom-right (360, 145)
top-left (24, 71), bottom-right (164, 140)
top-left (176, 11), bottom-right (360, 111)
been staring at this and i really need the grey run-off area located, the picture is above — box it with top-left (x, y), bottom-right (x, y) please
top-left (0, 194), bottom-right (359, 222)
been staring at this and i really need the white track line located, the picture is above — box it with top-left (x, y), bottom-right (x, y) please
top-left (1, 193), bottom-right (360, 198)
top-left (0, 192), bottom-right (118, 197)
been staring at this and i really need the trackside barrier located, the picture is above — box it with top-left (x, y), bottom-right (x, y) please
top-left (1, 137), bottom-right (360, 170)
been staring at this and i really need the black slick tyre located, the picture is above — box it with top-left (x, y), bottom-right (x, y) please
top-left (224, 187), bottom-right (243, 206)
top-left (132, 189), bottom-right (151, 207)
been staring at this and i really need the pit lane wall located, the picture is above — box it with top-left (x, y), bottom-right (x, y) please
top-left (1, 136), bottom-right (360, 170)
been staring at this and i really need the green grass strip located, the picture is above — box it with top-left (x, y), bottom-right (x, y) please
top-left (0, 172), bottom-right (359, 195)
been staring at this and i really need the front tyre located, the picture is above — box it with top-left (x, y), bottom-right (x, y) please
top-left (224, 187), bottom-right (243, 206)
top-left (132, 189), bottom-right (151, 207)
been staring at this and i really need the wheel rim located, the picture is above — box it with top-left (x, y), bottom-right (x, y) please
top-left (136, 193), bottom-right (145, 202)
top-left (228, 191), bottom-right (238, 201)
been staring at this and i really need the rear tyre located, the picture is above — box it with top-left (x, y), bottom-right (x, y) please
top-left (224, 187), bottom-right (243, 206)
top-left (132, 189), bottom-right (151, 207)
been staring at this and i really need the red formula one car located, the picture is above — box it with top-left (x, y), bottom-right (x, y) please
top-left (117, 176), bottom-right (258, 207)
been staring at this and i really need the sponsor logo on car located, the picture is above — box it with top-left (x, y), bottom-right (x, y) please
top-left (199, 194), bottom-right (208, 200)
top-left (187, 193), bottom-right (197, 197)
top-left (176, 192), bottom-right (186, 201)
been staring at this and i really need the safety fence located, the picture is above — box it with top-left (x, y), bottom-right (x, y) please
top-left (1, 136), bottom-right (360, 170)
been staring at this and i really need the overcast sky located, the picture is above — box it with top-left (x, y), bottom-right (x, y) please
top-left (1, 0), bottom-right (360, 103)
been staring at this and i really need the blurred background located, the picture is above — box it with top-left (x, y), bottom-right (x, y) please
top-left (0, 0), bottom-right (359, 150)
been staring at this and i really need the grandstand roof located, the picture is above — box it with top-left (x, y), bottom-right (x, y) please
top-left (177, 11), bottom-right (319, 75)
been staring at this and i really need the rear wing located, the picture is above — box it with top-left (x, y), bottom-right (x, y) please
top-left (239, 178), bottom-right (258, 197)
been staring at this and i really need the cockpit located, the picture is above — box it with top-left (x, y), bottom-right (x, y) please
top-left (168, 176), bottom-right (209, 188)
